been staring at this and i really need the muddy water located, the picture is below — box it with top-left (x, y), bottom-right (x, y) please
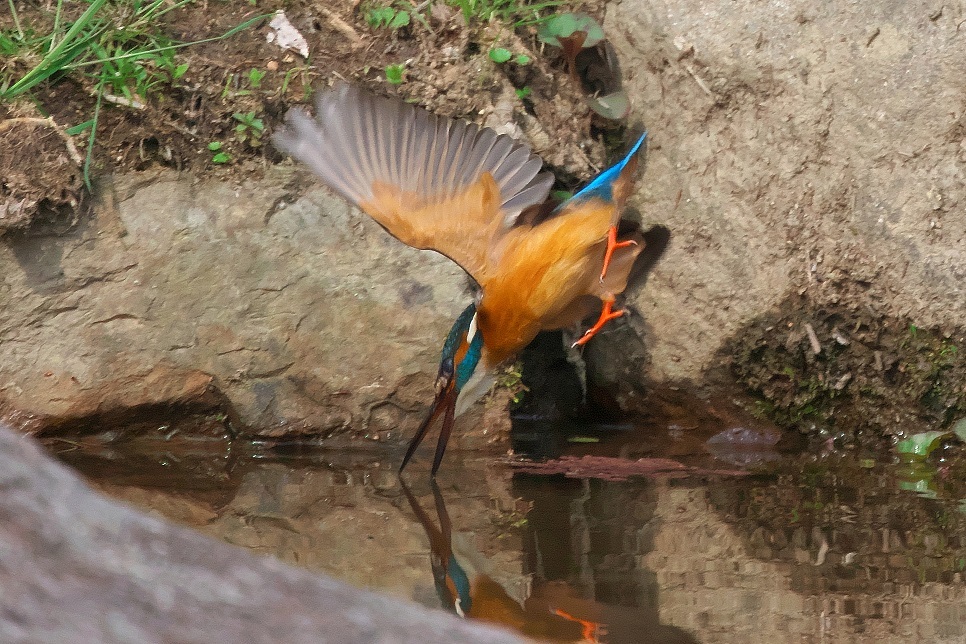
top-left (46, 428), bottom-right (966, 644)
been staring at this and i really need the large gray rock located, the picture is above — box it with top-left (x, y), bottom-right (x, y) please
top-left (0, 423), bottom-right (524, 643)
top-left (0, 168), bottom-right (470, 437)
top-left (604, 0), bottom-right (966, 382)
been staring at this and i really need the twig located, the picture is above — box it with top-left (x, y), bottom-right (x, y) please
top-left (101, 93), bottom-right (146, 109)
top-left (683, 63), bottom-right (714, 97)
top-left (804, 323), bottom-right (822, 354)
top-left (318, 7), bottom-right (362, 46)
top-left (0, 116), bottom-right (84, 166)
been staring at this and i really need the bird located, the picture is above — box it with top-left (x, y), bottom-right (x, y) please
top-left (273, 84), bottom-right (645, 476)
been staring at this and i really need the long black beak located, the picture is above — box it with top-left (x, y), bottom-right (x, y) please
top-left (400, 376), bottom-right (458, 477)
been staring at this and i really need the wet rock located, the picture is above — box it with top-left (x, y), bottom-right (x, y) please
top-left (0, 167), bottom-right (473, 438)
top-left (602, 1), bottom-right (966, 386)
top-left (0, 423), bottom-right (525, 643)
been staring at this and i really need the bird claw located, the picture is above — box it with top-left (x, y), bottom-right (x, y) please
top-left (572, 300), bottom-right (625, 347)
top-left (599, 225), bottom-right (638, 283)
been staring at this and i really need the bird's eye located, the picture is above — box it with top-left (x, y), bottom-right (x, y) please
top-left (440, 357), bottom-right (454, 378)
top-left (436, 357), bottom-right (455, 394)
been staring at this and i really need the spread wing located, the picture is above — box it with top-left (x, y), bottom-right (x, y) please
top-left (272, 84), bottom-right (555, 285)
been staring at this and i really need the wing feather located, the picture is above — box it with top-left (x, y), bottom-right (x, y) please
top-left (502, 173), bottom-right (555, 218)
top-left (273, 84), bottom-right (554, 283)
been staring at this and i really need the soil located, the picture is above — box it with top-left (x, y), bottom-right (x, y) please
top-left (1, 0), bottom-right (614, 230)
top-left (726, 294), bottom-right (966, 447)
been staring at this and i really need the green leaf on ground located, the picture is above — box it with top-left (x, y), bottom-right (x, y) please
top-left (953, 417), bottom-right (966, 442)
top-left (537, 13), bottom-right (605, 48)
top-left (895, 430), bottom-right (949, 460)
top-left (489, 48), bottom-right (512, 63)
top-left (384, 63), bottom-right (405, 84)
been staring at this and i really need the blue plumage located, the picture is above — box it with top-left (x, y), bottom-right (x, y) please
top-left (456, 332), bottom-right (483, 390)
top-left (441, 304), bottom-right (476, 361)
top-left (569, 133), bottom-right (647, 204)
top-left (444, 554), bottom-right (473, 615)
top-left (441, 303), bottom-right (483, 391)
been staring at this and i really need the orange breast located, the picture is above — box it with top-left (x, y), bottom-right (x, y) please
top-left (477, 199), bottom-right (615, 364)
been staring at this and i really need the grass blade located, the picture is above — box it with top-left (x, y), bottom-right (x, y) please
top-left (2, 0), bottom-right (110, 99)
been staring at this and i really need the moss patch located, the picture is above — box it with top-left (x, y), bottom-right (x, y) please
top-left (728, 295), bottom-right (966, 444)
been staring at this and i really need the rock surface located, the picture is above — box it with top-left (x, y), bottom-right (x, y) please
top-left (0, 423), bottom-right (524, 643)
top-left (4, 1), bottom-right (966, 436)
top-left (602, 0), bottom-right (966, 384)
top-left (0, 167), bottom-right (475, 438)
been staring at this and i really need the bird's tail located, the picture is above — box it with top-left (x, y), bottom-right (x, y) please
top-left (569, 132), bottom-right (647, 209)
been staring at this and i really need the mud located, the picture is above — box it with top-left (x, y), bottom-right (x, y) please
top-left (0, 118), bottom-right (84, 232)
top-left (0, 0), bottom-right (611, 216)
top-left (728, 295), bottom-right (966, 445)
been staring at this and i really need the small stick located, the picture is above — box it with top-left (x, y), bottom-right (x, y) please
top-left (318, 7), bottom-right (362, 46)
top-left (804, 323), bottom-right (822, 354)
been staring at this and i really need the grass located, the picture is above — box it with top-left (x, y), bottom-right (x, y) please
top-left (384, 63), bottom-right (406, 85)
top-left (232, 110), bottom-right (264, 147)
top-left (363, 2), bottom-right (412, 29)
top-left (1, 0), bottom-right (266, 188)
top-left (207, 141), bottom-right (230, 164)
top-left (445, 0), bottom-right (566, 26)
top-left (361, 0), bottom-right (565, 31)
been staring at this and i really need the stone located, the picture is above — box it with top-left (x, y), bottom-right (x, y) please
top-left (601, 0), bottom-right (966, 385)
top-left (5, 1), bottom-right (965, 435)
top-left (0, 167), bottom-right (474, 438)
top-left (0, 423), bottom-right (525, 643)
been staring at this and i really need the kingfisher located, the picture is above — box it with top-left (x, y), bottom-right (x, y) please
top-left (273, 84), bottom-right (645, 476)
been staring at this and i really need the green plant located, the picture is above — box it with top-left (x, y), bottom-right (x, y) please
top-left (207, 141), bottom-right (230, 164)
top-left (536, 12), bottom-right (630, 120)
top-left (487, 48), bottom-right (532, 65)
top-left (446, 0), bottom-right (564, 27)
top-left (495, 361), bottom-right (528, 404)
top-left (514, 86), bottom-right (531, 99)
top-left (232, 111), bottom-right (264, 146)
top-left (247, 67), bottom-right (266, 89)
top-left (384, 63), bottom-right (405, 85)
top-left (364, 3), bottom-right (411, 29)
top-left (896, 431), bottom-right (949, 461)
top-left (537, 12), bottom-right (605, 48)
top-left (0, 0), bottom-right (267, 187)
top-left (2, 2), bottom-right (262, 100)
top-left (222, 66), bottom-right (269, 98)
top-left (489, 47), bottom-right (512, 63)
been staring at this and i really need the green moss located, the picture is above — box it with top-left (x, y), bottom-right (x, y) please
top-left (727, 299), bottom-right (966, 441)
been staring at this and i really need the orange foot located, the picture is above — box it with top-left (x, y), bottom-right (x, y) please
top-left (552, 608), bottom-right (605, 642)
top-left (600, 225), bottom-right (638, 283)
top-left (573, 299), bottom-right (625, 347)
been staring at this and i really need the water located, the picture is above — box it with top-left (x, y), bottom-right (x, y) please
top-left (46, 429), bottom-right (966, 643)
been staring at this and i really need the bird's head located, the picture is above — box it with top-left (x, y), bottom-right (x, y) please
top-left (400, 303), bottom-right (495, 476)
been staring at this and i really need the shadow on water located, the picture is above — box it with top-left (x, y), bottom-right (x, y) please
top-left (45, 422), bottom-right (966, 644)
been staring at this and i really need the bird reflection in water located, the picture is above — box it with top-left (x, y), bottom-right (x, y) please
top-left (401, 478), bottom-right (606, 642)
